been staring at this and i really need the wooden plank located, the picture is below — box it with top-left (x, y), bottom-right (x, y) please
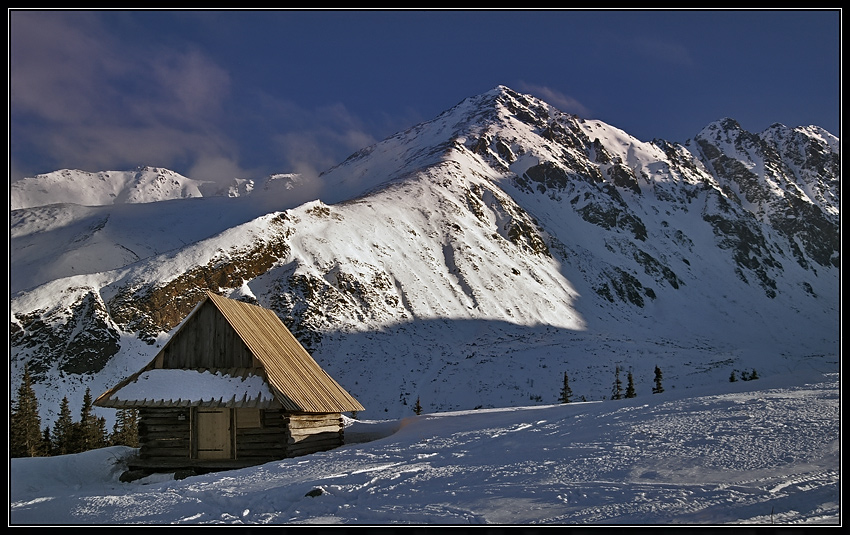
top-left (237, 439), bottom-right (283, 449)
top-left (286, 442), bottom-right (341, 456)
top-left (288, 420), bottom-right (342, 430)
top-left (288, 424), bottom-right (342, 436)
top-left (287, 431), bottom-right (343, 445)
top-left (237, 427), bottom-right (282, 437)
top-left (287, 419), bottom-right (342, 430)
top-left (142, 433), bottom-right (190, 443)
top-left (141, 438), bottom-right (190, 450)
top-left (237, 434), bottom-right (286, 445)
top-left (128, 458), bottom-right (268, 471)
top-left (141, 427), bottom-right (191, 438)
top-left (288, 438), bottom-right (342, 450)
top-left (287, 413), bottom-right (342, 421)
top-left (140, 448), bottom-right (190, 459)
top-left (237, 444), bottom-right (286, 453)
top-left (140, 412), bottom-right (190, 421)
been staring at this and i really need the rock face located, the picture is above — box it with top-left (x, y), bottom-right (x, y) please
top-left (9, 86), bottom-right (839, 421)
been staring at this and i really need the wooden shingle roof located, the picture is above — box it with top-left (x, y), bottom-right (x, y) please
top-left (95, 291), bottom-right (364, 413)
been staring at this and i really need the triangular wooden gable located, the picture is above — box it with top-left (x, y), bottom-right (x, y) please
top-left (96, 291), bottom-right (364, 413)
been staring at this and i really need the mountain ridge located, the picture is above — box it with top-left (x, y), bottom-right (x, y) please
top-left (9, 85), bottom-right (839, 425)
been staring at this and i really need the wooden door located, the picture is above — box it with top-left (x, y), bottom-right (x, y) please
top-left (195, 408), bottom-right (232, 459)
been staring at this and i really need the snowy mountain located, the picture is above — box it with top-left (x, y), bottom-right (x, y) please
top-left (9, 171), bottom-right (314, 294)
top-left (9, 86), bottom-right (840, 427)
top-left (10, 167), bottom-right (212, 210)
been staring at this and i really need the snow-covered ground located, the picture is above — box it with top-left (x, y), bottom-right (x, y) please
top-left (9, 365), bottom-right (839, 526)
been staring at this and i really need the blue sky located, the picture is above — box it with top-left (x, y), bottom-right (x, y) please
top-left (9, 9), bottom-right (841, 186)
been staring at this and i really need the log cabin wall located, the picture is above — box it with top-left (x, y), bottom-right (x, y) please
top-left (234, 408), bottom-right (288, 463)
top-left (134, 407), bottom-right (344, 471)
top-left (285, 413), bottom-right (344, 457)
top-left (138, 407), bottom-right (191, 462)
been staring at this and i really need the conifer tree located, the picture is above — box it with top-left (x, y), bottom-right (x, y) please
top-left (413, 396), bottom-right (423, 416)
top-left (111, 408), bottom-right (140, 448)
top-left (42, 427), bottom-right (53, 456)
top-left (52, 396), bottom-right (75, 455)
top-left (10, 364), bottom-right (46, 457)
top-left (625, 370), bottom-right (636, 398)
top-left (95, 416), bottom-right (109, 449)
top-left (652, 365), bottom-right (665, 394)
top-left (75, 387), bottom-right (107, 452)
top-left (749, 368), bottom-right (759, 380)
top-left (729, 370), bottom-right (737, 382)
top-left (558, 371), bottom-right (573, 403)
top-left (611, 366), bottom-right (623, 400)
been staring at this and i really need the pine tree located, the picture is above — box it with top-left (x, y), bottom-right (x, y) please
top-left (110, 408), bottom-right (139, 448)
top-left (413, 396), bottom-right (423, 416)
top-left (558, 371), bottom-right (573, 403)
top-left (625, 370), bottom-right (636, 398)
top-left (611, 366), bottom-right (623, 400)
top-left (10, 364), bottom-right (46, 457)
top-left (75, 387), bottom-right (107, 452)
top-left (652, 365), bottom-right (664, 394)
top-left (42, 427), bottom-right (53, 456)
top-left (749, 368), bottom-right (759, 380)
top-left (95, 416), bottom-right (109, 449)
top-left (52, 396), bottom-right (75, 455)
top-left (729, 370), bottom-right (737, 382)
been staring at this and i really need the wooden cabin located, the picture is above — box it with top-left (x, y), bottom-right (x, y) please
top-left (94, 291), bottom-right (364, 474)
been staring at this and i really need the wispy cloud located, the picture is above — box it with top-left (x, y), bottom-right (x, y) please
top-left (516, 83), bottom-right (593, 118)
top-left (10, 12), bottom-right (236, 179)
top-left (9, 11), bottom-right (374, 185)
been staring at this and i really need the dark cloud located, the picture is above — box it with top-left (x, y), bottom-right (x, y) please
top-left (8, 10), bottom-right (376, 187)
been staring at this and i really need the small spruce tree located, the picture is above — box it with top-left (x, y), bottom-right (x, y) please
top-left (74, 387), bottom-right (108, 452)
top-left (749, 368), bottom-right (759, 380)
top-left (625, 370), bottom-right (636, 398)
top-left (611, 366), bottom-right (623, 400)
top-left (95, 416), bottom-right (109, 449)
top-left (558, 371), bottom-right (573, 404)
top-left (42, 427), bottom-right (53, 456)
top-left (10, 364), bottom-right (46, 457)
top-left (729, 370), bottom-right (737, 382)
top-left (652, 365), bottom-right (664, 394)
top-left (52, 396), bottom-right (75, 455)
top-left (414, 396), bottom-right (423, 416)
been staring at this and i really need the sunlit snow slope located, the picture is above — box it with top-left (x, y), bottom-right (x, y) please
top-left (10, 86), bottom-right (839, 423)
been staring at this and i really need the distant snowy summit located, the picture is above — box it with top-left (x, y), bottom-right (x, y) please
top-left (10, 167), bottom-right (205, 210)
top-left (12, 85), bottom-right (838, 213)
top-left (10, 166), bottom-right (306, 210)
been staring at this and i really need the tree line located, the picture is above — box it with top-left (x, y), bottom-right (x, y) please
top-left (557, 364), bottom-right (758, 405)
top-left (557, 365), bottom-right (666, 404)
top-left (10, 365), bottom-right (139, 458)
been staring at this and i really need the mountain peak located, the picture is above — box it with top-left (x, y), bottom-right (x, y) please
top-left (10, 86), bottom-right (839, 425)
